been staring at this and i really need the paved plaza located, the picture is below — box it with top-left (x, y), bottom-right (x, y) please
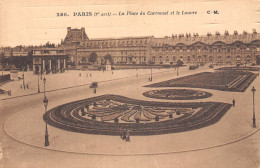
top-left (0, 65), bottom-right (260, 168)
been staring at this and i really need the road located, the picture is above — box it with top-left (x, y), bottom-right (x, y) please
top-left (0, 67), bottom-right (259, 168)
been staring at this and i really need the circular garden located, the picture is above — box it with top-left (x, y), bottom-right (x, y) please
top-left (43, 94), bottom-right (231, 136)
top-left (143, 89), bottom-right (212, 100)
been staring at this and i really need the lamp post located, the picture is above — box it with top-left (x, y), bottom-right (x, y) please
top-left (22, 66), bottom-right (25, 87)
top-left (1, 63), bottom-right (3, 76)
top-left (43, 77), bottom-right (49, 146)
top-left (150, 67), bottom-right (153, 81)
top-left (43, 77), bottom-right (46, 99)
top-left (251, 86), bottom-right (256, 128)
top-left (177, 66), bottom-right (179, 76)
top-left (38, 73), bottom-right (40, 93)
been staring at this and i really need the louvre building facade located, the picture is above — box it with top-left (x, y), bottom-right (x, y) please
top-left (61, 28), bottom-right (260, 65)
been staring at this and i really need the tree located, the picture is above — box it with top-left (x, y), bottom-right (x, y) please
top-left (104, 54), bottom-right (113, 64)
top-left (45, 41), bottom-right (55, 48)
top-left (0, 52), bottom-right (5, 64)
top-left (89, 52), bottom-right (98, 64)
top-left (176, 59), bottom-right (184, 66)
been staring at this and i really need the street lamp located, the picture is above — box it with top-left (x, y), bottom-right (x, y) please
top-left (43, 77), bottom-right (49, 146)
top-left (38, 73), bottom-right (40, 93)
top-left (43, 77), bottom-right (46, 98)
top-left (150, 67), bottom-right (153, 81)
top-left (251, 86), bottom-right (256, 128)
top-left (43, 96), bottom-right (49, 146)
top-left (1, 62), bottom-right (3, 76)
top-left (22, 67), bottom-right (25, 87)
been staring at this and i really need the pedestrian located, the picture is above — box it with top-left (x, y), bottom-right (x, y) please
top-left (125, 130), bottom-right (130, 142)
top-left (232, 99), bottom-right (235, 107)
top-left (79, 73), bottom-right (81, 77)
top-left (120, 129), bottom-right (123, 140)
top-left (26, 84), bottom-right (29, 89)
top-left (24, 85), bottom-right (26, 90)
top-left (122, 129), bottom-right (126, 140)
top-left (9, 90), bottom-right (11, 96)
top-left (20, 85), bottom-right (22, 89)
top-left (94, 88), bottom-right (96, 94)
top-left (90, 73), bottom-right (92, 77)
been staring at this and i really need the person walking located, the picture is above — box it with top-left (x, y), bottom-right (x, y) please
top-left (125, 130), bottom-right (130, 142)
top-left (122, 129), bottom-right (126, 140)
top-left (232, 99), bottom-right (235, 107)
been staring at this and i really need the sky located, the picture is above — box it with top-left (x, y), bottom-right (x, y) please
top-left (0, 0), bottom-right (259, 47)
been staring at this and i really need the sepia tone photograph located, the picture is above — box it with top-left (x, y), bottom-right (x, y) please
top-left (0, 0), bottom-right (260, 167)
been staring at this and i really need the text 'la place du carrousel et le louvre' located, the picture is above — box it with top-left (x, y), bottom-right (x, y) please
top-left (58, 10), bottom-right (198, 17)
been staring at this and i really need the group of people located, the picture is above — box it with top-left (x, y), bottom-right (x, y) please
top-left (20, 84), bottom-right (29, 90)
top-left (79, 73), bottom-right (92, 77)
top-left (120, 129), bottom-right (130, 142)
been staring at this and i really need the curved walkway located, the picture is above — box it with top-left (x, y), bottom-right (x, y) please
top-left (4, 101), bottom-right (259, 156)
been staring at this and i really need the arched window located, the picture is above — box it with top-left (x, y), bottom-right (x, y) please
top-left (217, 56), bottom-right (222, 62)
top-left (209, 56), bottom-right (213, 62)
top-left (187, 56), bottom-right (191, 62)
top-left (173, 56), bottom-right (176, 62)
top-left (246, 55), bottom-right (251, 63)
top-left (166, 56), bottom-right (169, 62)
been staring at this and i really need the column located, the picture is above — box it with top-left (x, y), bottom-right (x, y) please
top-left (49, 60), bottom-right (52, 71)
top-left (42, 59), bottom-right (45, 73)
top-left (39, 65), bottom-right (42, 74)
top-left (58, 59), bottom-right (61, 72)
top-left (33, 64), bottom-right (36, 74)
top-left (63, 59), bottom-right (66, 70)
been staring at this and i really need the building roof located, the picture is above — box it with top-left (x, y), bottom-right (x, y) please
top-left (88, 36), bottom-right (154, 41)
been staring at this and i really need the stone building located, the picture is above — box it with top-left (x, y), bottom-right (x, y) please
top-left (61, 27), bottom-right (260, 65)
top-left (60, 27), bottom-right (89, 64)
top-left (149, 30), bottom-right (260, 65)
top-left (77, 36), bottom-right (153, 65)
top-left (32, 48), bottom-right (67, 74)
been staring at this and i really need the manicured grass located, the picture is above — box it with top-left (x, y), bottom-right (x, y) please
top-left (145, 71), bottom-right (257, 92)
top-left (143, 89), bottom-right (212, 100)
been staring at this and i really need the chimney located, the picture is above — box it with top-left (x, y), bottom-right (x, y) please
top-left (67, 27), bottom-right (71, 33)
top-left (81, 27), bottom-right (85, 41)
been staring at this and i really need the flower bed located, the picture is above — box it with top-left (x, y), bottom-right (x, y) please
top-left (143, 89), bottom-right (212, 100)
top-left (216, 67), bottom-right (260, 71)
top-left (43, 94), bottom-right (231, 136)
top-left (145, 71), bottom-right (257, 92)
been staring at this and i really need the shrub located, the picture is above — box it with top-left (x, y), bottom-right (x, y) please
top-left (155, 115), bottom-right (159, 121)
top-left (135, 118), bottom-right (140, 123)
top-left (114, 117), bottom-right (119, 123)
top-left (92, 115), bottom-right (96, 120)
